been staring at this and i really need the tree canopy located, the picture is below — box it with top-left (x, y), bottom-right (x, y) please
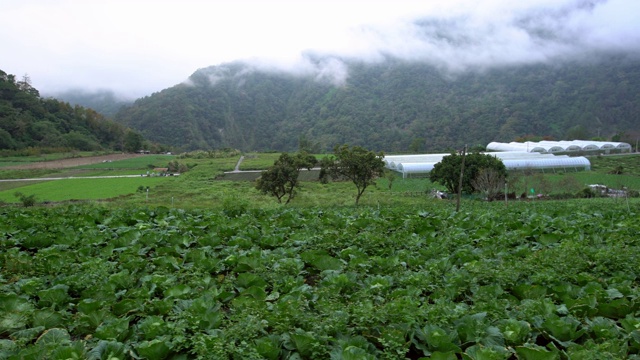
top-left (256, 152), bottom-right (318, 204)
top-left (0, 69), bottom-right (147, 153)
top-left (430, 152), bottom-right (507, 194)
top-left (320, 144), bottom-right (385, 205)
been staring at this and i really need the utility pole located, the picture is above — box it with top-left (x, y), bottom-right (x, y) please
top-left (505, 181), bottom-right (508, 206)
top-left (456, 144), bottom-right (467, 212)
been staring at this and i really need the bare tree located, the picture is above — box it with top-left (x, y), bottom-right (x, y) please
top-left (531, 173), bottom-right (552, 196)
top-left (472, 168), bottom-right (505, 201)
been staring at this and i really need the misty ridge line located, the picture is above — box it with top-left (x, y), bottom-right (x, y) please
top-left (180, 0), bottom-right (638, 91)
top-left (38, 0), bottom-right (640, 100)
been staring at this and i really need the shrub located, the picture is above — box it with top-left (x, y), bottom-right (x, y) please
top-left (608, 165), bottom-right (624, 175)
top-left (14, 192), bottom-right (36, 207)
top-left (222, 195), bottom-right (248, 217)
top-left (576, 187), bottom-right (597, 198)
top-left (627, 189), bottom-right (640, 198)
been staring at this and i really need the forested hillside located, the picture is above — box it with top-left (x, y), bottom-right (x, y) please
top-left (0, 70), bottom-right (145, 152)
top-left (50, 89), bottom-right (132, 119)
top-left (115, 54), bottom-right (640, 152)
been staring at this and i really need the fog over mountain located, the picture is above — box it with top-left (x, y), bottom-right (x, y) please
top-left (114, 51), bottom-right (640, 152)
top-left (2, 0), bottom-right (639, 98)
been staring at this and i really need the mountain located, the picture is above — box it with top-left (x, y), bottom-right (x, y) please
top-left (114, 53), bottom-right (640, 153)
top-left (49, 89), bottom-right (133, 118)
top-left (0, 70), bottom-right (145, 152)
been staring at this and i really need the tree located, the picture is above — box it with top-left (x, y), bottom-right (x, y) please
top-left (256, 152), bottom-right (318, 204)
top-left (565, 125), bottom-right (590, 140)
top-left (471, 168), bottom-right (506, 201)
top-left (298, 134), bottom-right (320, 154)
top-left (430, 152), bottom-right (507, 194)
top-left (0, 128), bottom-right (16, 149)
top-left (409, 137), bottom-right (425, 153)
top-left (319, 144), bottom-right (385, 205)
top-left (16, 74), bottom-right (40, 97)
top-left (168, 160), bottom-right (189, 173)
top-left (123, 130), bottom-right (144, 152)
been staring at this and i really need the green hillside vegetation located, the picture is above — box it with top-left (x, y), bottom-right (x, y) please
top-left (0, 70), bottom-right (148, 153)
top-left (49, 88), bottom-right (132, 118)
top-left (115, 54), bottom-right (640, 152)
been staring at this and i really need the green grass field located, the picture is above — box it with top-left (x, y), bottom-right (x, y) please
top-left (588, 153), bottom-right (640, 176)
top-left (0, 177), bottom-right (174, 203)
top-left (237, 153), bottom-right (282, 170)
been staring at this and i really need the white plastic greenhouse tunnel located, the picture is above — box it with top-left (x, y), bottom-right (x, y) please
top-left (385, 148), bottom-right (593, 178)
top-left (486, 140), bottom-right (632, 154)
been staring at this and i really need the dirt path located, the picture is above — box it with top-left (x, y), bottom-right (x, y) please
top-left (4, 153), bottom-right (144, 170)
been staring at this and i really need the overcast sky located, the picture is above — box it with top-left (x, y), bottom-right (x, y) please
top-left (2, 0), bottom-right (639, 98)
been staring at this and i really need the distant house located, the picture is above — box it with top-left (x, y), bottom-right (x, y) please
top-left (153, 168), bottom-right (169, 175)
top-left (138, 150), bottom-right (151, 154)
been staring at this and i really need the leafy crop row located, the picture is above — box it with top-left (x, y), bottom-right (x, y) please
top-left (0, 202), bottom-right (639, 359)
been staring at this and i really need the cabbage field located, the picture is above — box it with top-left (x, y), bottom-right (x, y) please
top-left (1, 201), bottom-right (639, 359)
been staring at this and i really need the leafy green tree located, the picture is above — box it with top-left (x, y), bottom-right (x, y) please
top-left (0, 128), bottom-right (16, 149)
top-left (565, 125), bottom-right (590, 140)
top-left (256, 152), bottom-right (318, 204)
top-left (168, 160), bottom-right (189, 173)
top-left (298, 134), bottom-right (321, 154)
top-left (0, 69), bottom-right (140, 152)
top-left (430, 152), bottom-right (507, 194)
top-left (320, 144), bottom-right (385, 205)
top-left (123, 130), bottom-right (144, 153)
top-left (62, 131), bottom-right (101, 151)
top-left (409, 137), bottom-right (425, 153)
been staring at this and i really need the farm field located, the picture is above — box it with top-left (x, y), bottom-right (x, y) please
top-left (2, 152), bottom-right (640, 207)
top-left (0, 202), bottom-right (638, 358)
top-left (0, 153), bottom-right (143, 170)
top-left (0, 177), bottom-right (174, 203)
top-left (0, 151), bottom-right (639, 359)
top-left (0, 151), bottom-right (107, 168)
top-left (74, 155), bottom-right (177, 170)
top-left (0, 154), bottom-right (180, 204)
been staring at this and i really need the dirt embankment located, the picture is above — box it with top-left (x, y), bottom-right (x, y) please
top-left (4, 153), bottom-right (144, 170)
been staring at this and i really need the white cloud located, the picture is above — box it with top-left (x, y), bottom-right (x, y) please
top-left (1, 0), bottom-right (638, 98)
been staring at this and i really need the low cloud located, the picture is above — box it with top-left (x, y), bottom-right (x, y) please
top-left (244, 0), bottom-right (640, 81)
top-left (3, 0), bottom-right (639, 97)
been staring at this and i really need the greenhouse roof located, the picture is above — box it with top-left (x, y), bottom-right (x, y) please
top-left (487, 140), bottom-right (632, 153)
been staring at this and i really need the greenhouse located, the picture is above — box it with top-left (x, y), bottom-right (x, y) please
top-left (501, 156), bottom-right (591, 172)
top-left (385, 151), bottom-right (592, 178)
top-left (486, 140), bottom-right (632, 154)
top-left (384, 154), bottom-right (449, 169)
